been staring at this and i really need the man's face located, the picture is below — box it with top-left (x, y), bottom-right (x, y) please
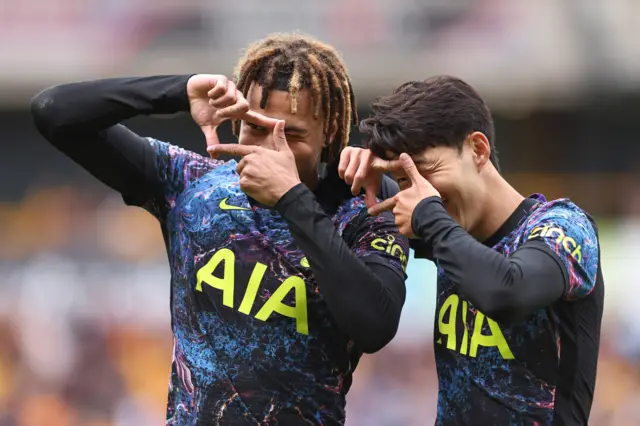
top-left (239, 83), bottom-right (329, 179)
top-left (391, 141), bottom-right (487, 231)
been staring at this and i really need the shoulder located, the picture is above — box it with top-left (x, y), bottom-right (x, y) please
top-left (333, 195), bottom-right (394, 232)
top-left (524, 198), bottom-right (597, 245)
top-left (334, 195), bottom-right (402, 241)
top-left (148, 138), bottom-right (232, 188)
top-left (523, 198), bottom-right (600, 299)
top-left (334, 196), bottom-right (369, 233)
top-left (146, 137), bottom-right (224, 167)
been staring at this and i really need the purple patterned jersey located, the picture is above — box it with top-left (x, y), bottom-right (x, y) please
top-left (136, 140), bottom-right (409, 425)
top-left (434, 194), bottom-right (603, 425)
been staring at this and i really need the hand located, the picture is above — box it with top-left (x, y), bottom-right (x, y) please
top-left (186, 74), bottom-right (229, 149)
top-left (338, 147), bottom-right (402, 208)
top-left (187, 74), bottom-right (275, 153)
top-left (207, 120), bottom-right (301, 207)
top-left (368, 154), bottom-right (440, 237)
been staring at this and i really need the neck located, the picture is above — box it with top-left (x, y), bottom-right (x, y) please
top-left (471, 168), bottom-right (525, 242)
top-left (300, 169), bottom-right (319, 191)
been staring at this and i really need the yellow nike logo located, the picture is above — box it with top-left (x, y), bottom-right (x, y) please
top-left (219, 197), bottom-right (250, 211)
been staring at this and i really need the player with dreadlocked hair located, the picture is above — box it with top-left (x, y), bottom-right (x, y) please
top-left (229, 33), bottom-right (357, 164)
top-left (32, 31), bottom-right (408, 425)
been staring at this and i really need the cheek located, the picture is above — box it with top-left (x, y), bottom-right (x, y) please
top-left (288, 141), bottom-right (320, 164)
top-left (426, 174), bottom-right (454, 197)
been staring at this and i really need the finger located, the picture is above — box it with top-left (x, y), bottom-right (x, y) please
top-left (239, 175), bottom-right (251, 191)
top-left (216, 96), bottom-right (249, 120)
top-left (208, 143), bottom-right (260, 158)
top-left (351, 150), bottom-right (372, 195)
top-left (272, 120), bottom-right (289, 152)
top-left (209, 80), bottom-right (237, 109)
top-left (370, 157), bottom-right (403, 173)
top-left (207, 76), bottom-right (228, 100)
top-left (337, 148), bottom-right (354, 179)
top-left (399, 223), bottom-right (413, 238)
top-left (364, 183), bottom-right (379, 208)
top-left (202, 125), bottom-right (221, 150)
top-left (400, 153), bottom-right (422, 184)
top-left (236, 156), bottom-right (249, 175)
top-left (242, 110), bottom-right (279, 128)
top-left (342, 152), bottom-right (361, 185)
top-left (367, 197), bottom-right (397, 216)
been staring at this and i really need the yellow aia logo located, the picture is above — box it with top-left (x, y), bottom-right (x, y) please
top-left (196, 248), bottom-right (308, 334)
top-left (437, 294), bottom-right (515, 360)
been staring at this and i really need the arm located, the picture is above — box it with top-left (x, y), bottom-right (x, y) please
top-left (30, 75), bottom-right (192, 205)
top-left (412, 197), bottom-right (599, 323)
top-left (275, 184), bottom-right (409, 354)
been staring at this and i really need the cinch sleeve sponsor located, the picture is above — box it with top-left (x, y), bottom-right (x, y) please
top-left (350, 210), bottom-right (410, 275)
top-left (524, 202), bottom-right (599, 300)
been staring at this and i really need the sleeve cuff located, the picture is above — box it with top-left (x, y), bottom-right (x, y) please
top-left (411, 196), bottom-right (448, 237)
top-left (165, 75), bottom-right (195, 112)
top-left (274, 183), bottom-right (313, 215)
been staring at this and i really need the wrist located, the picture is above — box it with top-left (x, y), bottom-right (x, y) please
top-left (274, 183), bottom-right (310, 214)
top-left (411, 196), bottom-right (448, 238)
top-left (151, 75), bottom-right (194, 113)
top-left (274, 179), bottom-right (303, 205)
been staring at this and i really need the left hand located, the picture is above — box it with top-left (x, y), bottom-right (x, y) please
top-left (207, 120), bottom-right (301, 207)
top-left (368, 153), bottom-right (440, 237)
top-left (337, 147), bottom-right (402, 208)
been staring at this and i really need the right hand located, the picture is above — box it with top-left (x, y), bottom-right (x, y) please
top-left (187, 74), bottom-right (278, 154)
top-left (187, 74), bottom-right (230, 148)
top-left (338, 147), bottom-right (402, 208)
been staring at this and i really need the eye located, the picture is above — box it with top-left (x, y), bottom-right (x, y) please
top-left (397, 177), bottom-right (410, 189)
top-left (246, 122), bottom-right (267, 132)
top-left (285, 133), bottom-right (304, 141)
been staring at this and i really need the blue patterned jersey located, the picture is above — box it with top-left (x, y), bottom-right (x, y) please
top-left (135, 140), bottom-right (408, 425)
top-left (433, 194), bottom-right (603, 425)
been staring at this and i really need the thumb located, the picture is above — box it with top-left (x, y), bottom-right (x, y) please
top-left (400, 153), bottom-right (422, 184)
top-left (273, 120), bottom-right (289, 152)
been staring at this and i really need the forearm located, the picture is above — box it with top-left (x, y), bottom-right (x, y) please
top-left (31, 75), bottom-right (192, 138)
top-left (412, 197), bottom-right (566, 322)
top-left (30, 75), bottom-right (192, 199)
top-left (276, 184), bottom-right (406, 353)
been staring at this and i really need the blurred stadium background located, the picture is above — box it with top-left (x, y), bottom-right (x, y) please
top-left (1, 1), bottom-right (639, 425)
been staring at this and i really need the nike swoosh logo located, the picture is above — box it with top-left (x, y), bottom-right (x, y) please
top-left (219, 197), bottom-right (250, 211)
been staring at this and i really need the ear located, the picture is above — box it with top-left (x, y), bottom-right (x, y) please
top-left (468, 132), bottom-right (491, 169)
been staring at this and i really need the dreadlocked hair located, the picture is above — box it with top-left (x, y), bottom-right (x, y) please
top-left (232, 32), bottom-right (358, 163)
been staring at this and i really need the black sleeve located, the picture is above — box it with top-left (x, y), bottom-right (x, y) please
top-left (30, 75), bottom-right (192, 204)
top-left (412, 197), bottom-right (567, 323)
top-left (275, 184), bottom-right (408, 354)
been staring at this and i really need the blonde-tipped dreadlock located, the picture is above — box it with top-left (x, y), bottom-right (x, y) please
top-left (233, 32), bottom-right (358, 162)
